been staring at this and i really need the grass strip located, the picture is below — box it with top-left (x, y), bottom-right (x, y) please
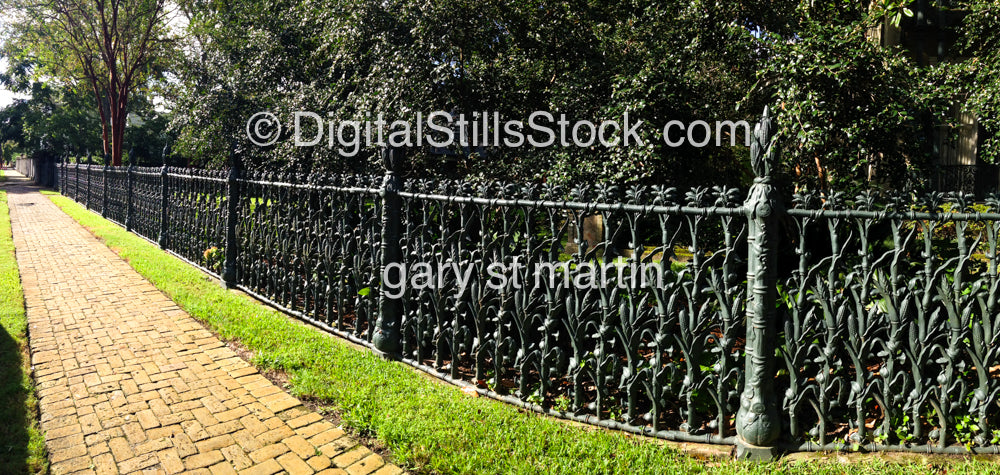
top-left (0, 189), bottom-right (48, 474)
top-left (42, 189), bottom-right (1000, 475)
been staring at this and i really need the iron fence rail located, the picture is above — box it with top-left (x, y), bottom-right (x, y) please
top-left (51, 110), bottom-right (1000, 457)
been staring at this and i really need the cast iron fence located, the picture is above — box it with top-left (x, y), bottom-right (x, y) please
top-left (52, 110), bottom-right (1000, 457)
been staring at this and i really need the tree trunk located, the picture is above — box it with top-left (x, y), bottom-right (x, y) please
top-left (88, 78), bottom-right (111, 158)
top-left (111, 109), bottom-right (125, 166)
top-left (108, 103), bottom-right (121, 166)
top-left (108, 90), bottom-right (129, 166)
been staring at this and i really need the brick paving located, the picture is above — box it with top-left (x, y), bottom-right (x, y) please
top-left (4, 174), bottom-right (403, 475)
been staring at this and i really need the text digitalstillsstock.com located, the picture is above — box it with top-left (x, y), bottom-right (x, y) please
top-left (246, 111), bottom-right (753, 153)
top-left (381, 260), bottom-right (671, 298)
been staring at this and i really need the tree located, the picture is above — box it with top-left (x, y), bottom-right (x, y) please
top-left (159, 0), bottom-right (994, 195)
top-left (166, 0), bottom-right (327, 168)
top-left (0, 82), bottom-right (104, 158)
top-left (2, 0), bottom-right (172, 165)
top-left (753, 18), bottom-right (933, 191)
top-left (167, 0), bottom-right (763, 184)
top-left (0, 100), bottom-right (29, 158)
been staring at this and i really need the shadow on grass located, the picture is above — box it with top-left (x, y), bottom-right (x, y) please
top-left (0, 325), bottom-right (38, 474)
top-left (0, 179), bottom-right (46, 474)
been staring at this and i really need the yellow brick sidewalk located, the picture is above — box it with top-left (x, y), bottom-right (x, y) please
top-left (5, 174), bottom-right (402, 475)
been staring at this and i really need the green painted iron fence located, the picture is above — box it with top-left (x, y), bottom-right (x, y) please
top-left (53, 110), bottom-right (1000, 457)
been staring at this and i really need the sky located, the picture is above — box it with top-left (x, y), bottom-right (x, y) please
top-left (0, 89), bottom-right (22, 108)
top-left (0, 74), bottom-right (28, 108)
top-left (0, 15), bottom-right (29, 109)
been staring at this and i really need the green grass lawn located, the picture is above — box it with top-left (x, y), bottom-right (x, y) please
top-left (0, 189), bottom-right (48, 474)
top-left (41, 189), bottom-right (1000, 475)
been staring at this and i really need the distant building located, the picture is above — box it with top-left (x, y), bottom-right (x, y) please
top-left (869, 3), bottom-right (995, 195)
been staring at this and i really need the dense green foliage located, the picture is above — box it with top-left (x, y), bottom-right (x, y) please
top-left (159, 0), bottom-right (996, 192)
top-left (0, 84), bottom-right (102, 158)
top-left (170, 0), bottom-right (776, 183)
top-left (0, 84), bottom-right (170, 165)
top-left (2, 0), bottom-right (1000, 189)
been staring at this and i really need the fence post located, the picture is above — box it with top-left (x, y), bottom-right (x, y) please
top-left (126, 150), bottom-right (135, 231)
top-left (87, 158), bottom-right (93, 210)
top-left (56, 154), bottom-right (63, 192)
top-left (61, 154), bottom-right (67, 193)
top-left (45, 153), bottom-right (54, 187)
top-left (735, 107), bottom-right (783, 460)
top-left (158, 143), bottom-right (169, 249)
top-left (373, 146), bottom-right (404, 359)
top-left (102, 154), bottom-right (110, 218)
top-left (76, 159), bottom-right (82, 203)
top-left (50, 153), bottom-right (59, 190)
top-left (221, 149), bottom-right (241, 287)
